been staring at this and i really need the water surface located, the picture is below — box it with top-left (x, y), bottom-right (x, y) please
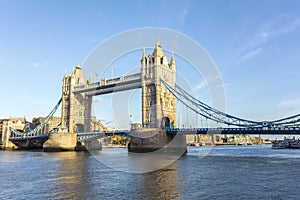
top-left (1, 145), bottom-right (299, 199)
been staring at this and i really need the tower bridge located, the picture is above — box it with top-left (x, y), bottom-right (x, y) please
top-left (61, 41), bottom-right (176, 135)
top-left (3, 41), bottom-right (300, 151)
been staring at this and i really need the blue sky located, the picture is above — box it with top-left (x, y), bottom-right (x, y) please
top-left (1, 0), bottom-right (300, 129)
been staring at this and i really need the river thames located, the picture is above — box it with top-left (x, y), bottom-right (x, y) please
top-left (1, 145), bottom-right (300, 199)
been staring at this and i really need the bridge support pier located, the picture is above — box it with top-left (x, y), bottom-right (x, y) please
top-left (0, 122), bottom-right (17, 150)
top-left (9, 136), bottom-right (49, 150)
top-left (43, 132), bottom-right (77, 152)
top-left (75, 138), bottom-right (102, 151)
top-left (128, 128), bottom-right (186, 154)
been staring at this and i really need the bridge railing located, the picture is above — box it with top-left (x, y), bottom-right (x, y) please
top-left (105, 77), bottom-right (121, 85)
top-left (166, 126), bottom-right (300, 135)
top-left (167, 126), bottom-right (300, 131)
top-left (74, 73), bottom-right (141, 92)
top-left (77, 130), bottom-right (130, 142)
top-left (87, 82), bottom-right (101, 88)
top-left (122, 73), bottom-right (141, 81)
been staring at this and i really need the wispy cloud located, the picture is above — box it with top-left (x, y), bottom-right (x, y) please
top-left (234, 16), bottom-right (300, 67)
top-left (194, 81), bottom-right (206, 90)
top-left (32, 63), bottom-right (41, 68)
top-left (278, 97), bottom-right (300, 108)
top-left (179, 2), bottom-right (191, 25)
top-left (274, 17), bottom-right (300, 35)
top-left (236, 47), bottom-right (263, 65)
top-left (32, 62), bottom-right (48, 69)
top-left (247, 17), bottom-right (300, 49)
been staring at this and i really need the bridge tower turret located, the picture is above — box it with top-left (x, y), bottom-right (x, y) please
top-left (61, 65), bottom-right (92, 133)
top-left (141, 41), bottom-right (176, 129)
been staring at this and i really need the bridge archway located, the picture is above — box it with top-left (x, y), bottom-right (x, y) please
top-left (76, 124), bottom-right (84, 133)
top-left (161, 117), bottom-right (174, 129)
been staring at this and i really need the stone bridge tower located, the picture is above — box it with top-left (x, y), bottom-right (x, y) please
top-left (141, 41), bottom-right (176, 129)
top-left (61, 65), bottom-right (92, 133)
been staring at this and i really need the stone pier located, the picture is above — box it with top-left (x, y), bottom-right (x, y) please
top-left (43, 132), bottom-right (77, 152)
top-left (128, 128), bottom-right (186, 153)
top-left (75, 137), bottom-right (102, 151)
top-left (0, 122), bottom-right (17, 150)
top-left (9, 136), bottom-right (48, 149)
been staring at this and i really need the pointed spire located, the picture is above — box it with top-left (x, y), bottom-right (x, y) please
top-left (76, 64), bottom-right (81, 69)
top-left (156, 40), bottom-right (161, 48)
top-left (169, 51), bottom-right (176, 70)
top-left (64, 69), bottom-right (67, 77)
top-left (170, 51), bottom-right (175, 64)
top-left (88, 73), bottom-right (93, 84)
top-left (141, 47), bottom-right (146, 64)
top-left (143, 47), bottom-right (146, 56)
top-left (152, 40), bottom-right (164, 57)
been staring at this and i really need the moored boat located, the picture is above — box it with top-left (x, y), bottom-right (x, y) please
top-left (272, 137), bottom-right (300, 149)
top-left (290, 140), bottom-right (300, 149)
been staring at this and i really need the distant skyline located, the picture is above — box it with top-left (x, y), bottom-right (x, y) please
top-left (1, 0), bottom-right (300, 129)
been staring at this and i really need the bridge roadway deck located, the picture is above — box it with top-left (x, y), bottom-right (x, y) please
top-left (9, 131), bottom-right (130, 141)
top-left (166, 127), bottom-right (300, 135)
top-left (8, 127), bottom-right (300, 143)
top-left (77, 130), bottom-right (129, 140)
top-left (9, 134), bottom-right (50, 141)
top-left (73, 73), bottom-right (141, 96)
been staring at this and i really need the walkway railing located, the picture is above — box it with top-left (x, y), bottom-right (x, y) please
top-left (166, 127), bottom-right (300, 135)
top-left (77, 130), bottom-right (129, 142)
top-left (74, 73), bottom-right (141, 94)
